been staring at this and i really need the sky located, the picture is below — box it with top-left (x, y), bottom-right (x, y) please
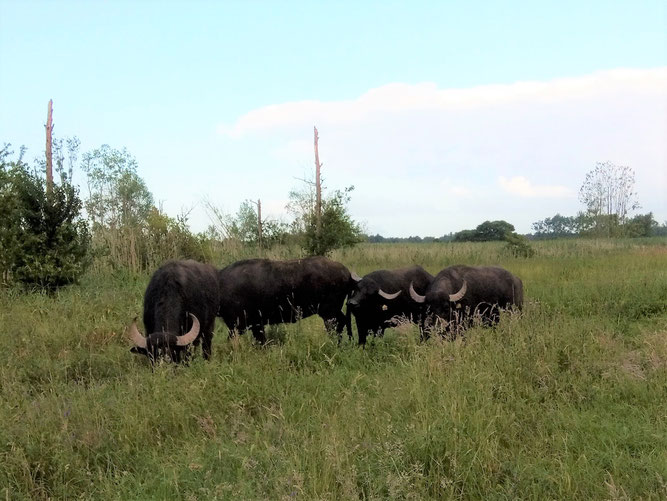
top-left (1, 0), bottom-right (665, 237)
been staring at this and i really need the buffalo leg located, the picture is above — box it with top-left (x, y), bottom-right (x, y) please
top-left (251, 325), bottom-right (266, 345)
top-left (418, 316), bottom-right (429, 342)
top-left (333, 310), bottom-right (347, 336)
top-left (319, 310), bottom-right (347, 342)
top-left (202, 332), bottom-right (213, 360)
top-left (356, 318), bottom-right (368, 346)
top-left (333, 310), bottom-right (347, 345)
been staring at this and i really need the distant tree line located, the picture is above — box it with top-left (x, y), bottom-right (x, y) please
top-left (531, 212), bottom-right (665, 239)
top-left (366, 234), bottom-right (455, 243)
top-left (367, 220), bottom-right (534, 257)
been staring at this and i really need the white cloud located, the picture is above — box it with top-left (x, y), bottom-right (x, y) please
top-left (447, 185), bottom-right (473, 198)
top-left (220, 68), bottom-right (667, 137)
top-left (498, 176), bottom-right (574, 198)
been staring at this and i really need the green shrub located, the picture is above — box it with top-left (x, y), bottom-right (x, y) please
top-left (504, 232), bottom-right (535, 258)
top-left (0, 145), bottom-right (90, 289)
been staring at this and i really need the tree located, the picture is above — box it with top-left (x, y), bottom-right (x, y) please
top-left (653, 221), bottom-right (667, 237)
top-left (624, 213), bottom-right (657, 238)
top-left (0, 144), bottom-right (23, 282)
top-left (454, 220), bottom-right (515, 242)
top-left (228, 201), bottom-right (289, 248)
top-left (579, 161), bottom-right (640, 237)
top-left (474, 220), bottom-right (515, 241)
top-left (287, 183), bottom-right (363, 256)
top-left (452, 229), bottom-right (475, 242)
top-left (532, 213), bottom-right (577, 238)
top-left (531, 213), bottom-right (596, 239)
top-left (81, 145), bottom-right (154, 271)
top-left (81, 145), bottom-right (153, 229)
top-left (0, 143), bottom-right (89, 288)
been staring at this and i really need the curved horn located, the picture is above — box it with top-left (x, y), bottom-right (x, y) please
top-left (350, 271), bottom-right (362, 282)
top-left (176, 313), bottom-right (200, 346)
top-left (449, 280), bottom-right (467, 302)
top-left (128, 317), bottom-right (147, 349)
top-left (378, 288), bottom-right (401, 300)
top-left (409, 283), bottom-right (426, 303)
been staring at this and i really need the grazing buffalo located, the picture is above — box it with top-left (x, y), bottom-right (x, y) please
top-left (409, 265), bottom-right (523, 336)
top-left (348, 265), bottom-right (434, 345)
top-left (128, 260), bottom-right (220, 363)
top-left (217, 256), bottom-right (354, 343)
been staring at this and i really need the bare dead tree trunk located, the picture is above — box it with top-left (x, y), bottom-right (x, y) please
top-left (314, 126), bottom-right (322, 239)
top-left (45, 99), bottom-right (54, 193)
top-left (257, 198), bottom-right (263, 255)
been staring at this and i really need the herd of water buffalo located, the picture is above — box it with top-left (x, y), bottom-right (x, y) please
top-left (127, 257), bottom-right (524, 363)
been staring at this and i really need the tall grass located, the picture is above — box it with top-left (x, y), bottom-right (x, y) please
top-left (1, 238), bottom-right (666, 500)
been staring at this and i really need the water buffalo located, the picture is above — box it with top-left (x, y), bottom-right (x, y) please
top-left (128, 259), bottom-right (220, 363)
top-left (348, 265), bottom-right (434, 345)
top-left (217, 256), bottom-right (354, 343)
top-left (409, 265), bottom-right (523, 336)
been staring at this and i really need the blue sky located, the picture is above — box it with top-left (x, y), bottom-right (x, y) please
top-left (1, 0), bottom-right (665, 236)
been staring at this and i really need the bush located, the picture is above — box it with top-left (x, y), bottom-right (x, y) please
top-left (504, 232), bottom-right (535, 258)
top-left (0, 145), bottom-right (90, 288)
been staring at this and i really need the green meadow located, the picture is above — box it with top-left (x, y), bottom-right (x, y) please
top-left (1, 239), bottom-right (666, 500)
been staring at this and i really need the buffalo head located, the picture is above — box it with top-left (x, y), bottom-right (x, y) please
top-left (409, 280), bottom-right (467, 328)
top-left (348, 278), bottom-right (402, 311)
top-left (128, 313), bottom-right (200, 363)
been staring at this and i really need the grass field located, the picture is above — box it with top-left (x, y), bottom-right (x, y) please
top-left (1, 239), bottom-right (666, 500)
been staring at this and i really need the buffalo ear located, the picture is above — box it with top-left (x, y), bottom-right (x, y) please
top-left (130, 346), bottom-right (148, 356)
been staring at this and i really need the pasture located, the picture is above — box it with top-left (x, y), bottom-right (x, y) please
top-left (1, 239), bottom-right (666, 500)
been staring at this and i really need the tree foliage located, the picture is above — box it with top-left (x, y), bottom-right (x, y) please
top-left (81, 145), bottom-right (153, 229)
top-left (622, 213), bottom-right (658, 238)
top-left (229, 201), bottom-right (290, 248)
top-left (0, 145), bottom-right (21, 280)
top-left (287, 184), bottom-right (363, 256)
top-left (531, 212), bottom-right (594, 239)
top-left (453, 220), bottom-right (515, 242)
top-left (0, 143), bottom-right (90, 288)
top-left (532, 211), bottom-right (663, 239)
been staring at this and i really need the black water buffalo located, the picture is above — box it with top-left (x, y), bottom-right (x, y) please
top-left (409, 265), bottom-right (523, 336)
top-left (217, 256), bottom-right (354, 343)
top-left (348, 265), bottom-right (434, 345)
top-left (128, 259), bottom-right (220, 363)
